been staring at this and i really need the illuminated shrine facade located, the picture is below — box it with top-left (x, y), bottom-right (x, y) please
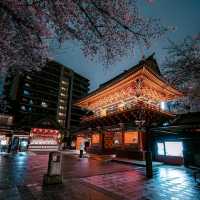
top-left (74, 55), bottom-right (183, 158)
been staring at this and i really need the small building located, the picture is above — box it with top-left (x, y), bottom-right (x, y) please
top-left (152, 112), bottom-right (200, 166)
top-left (28, 118), bottom-right (62, 152)
top-left (74, 55), bottom-right (183, 160)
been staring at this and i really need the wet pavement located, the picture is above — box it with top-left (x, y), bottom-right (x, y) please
top-left (0, 152), bottom-right (199, 200)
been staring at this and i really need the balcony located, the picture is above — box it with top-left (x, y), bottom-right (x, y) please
top-left (80, 102), bottom-right (174, 126)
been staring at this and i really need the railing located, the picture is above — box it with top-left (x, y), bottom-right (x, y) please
top-left (81, 102), bottom-right (173, 122)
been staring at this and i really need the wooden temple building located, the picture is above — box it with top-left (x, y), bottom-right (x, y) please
top-left (74, 54), bottom-right (183, 160)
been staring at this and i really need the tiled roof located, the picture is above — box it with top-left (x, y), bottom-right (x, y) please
top-left (83, 53), bottom-right (162, 98)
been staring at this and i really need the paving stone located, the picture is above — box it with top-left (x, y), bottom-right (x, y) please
top-left (0, 153), bottom-right (200, 200)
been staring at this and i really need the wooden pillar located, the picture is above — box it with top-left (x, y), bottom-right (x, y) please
top-left (100, 131), bottom-right (104, 151)
top-left (145, 128), bottom-right (153, 178)
top-left (122, 128), bottom-right (125, 148)
top-left (138, 131), bottom-right (143, 151)
top-left (138, 131), bottom-right (147, 160)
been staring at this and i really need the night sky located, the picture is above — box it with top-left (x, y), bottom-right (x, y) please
top-left (52, 0), bottom-right (200, 91)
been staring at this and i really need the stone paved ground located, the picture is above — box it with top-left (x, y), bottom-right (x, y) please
top-left (0, 152), bottom-right (199, 200)
top-left (81, 166), bottom-right (200, 200)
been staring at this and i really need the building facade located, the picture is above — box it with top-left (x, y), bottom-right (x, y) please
top-left (1, 61), bottom-right (89, 151)
top-left (74, 55), bottom-right (183, 160)
top-left (0, 114), bottom-right (13, 152)
top-left (70, 72), bottom-right (90, 133)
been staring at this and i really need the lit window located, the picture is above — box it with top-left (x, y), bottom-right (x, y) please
top-left (157, 142), bottom-right (165, 155)
top-left (1, 140), bottom-right (7, 145)
top-left (124, 132), bottom-right (138, 144)
top-left (41, 102), bottom-right (48, 108)
top-left (58, 112), bottom-right (65, 116)
top-left (163, 122), bottom-right (169, 126)
top-left (0, 115), bottom-right (13, 125)
top-left (160, 101), bottom-right (165, 110)
top-left (60, 93), bottom-right (66, 97)
top-left (61, 81), bottom-right (67, 85)
top-left (23, 90), bottom-right (30, 95)
top-left (21, 140), bottom-right (28, 147)
top-left (113, 132), bottom-right (122, 145)
top-left (58, 119), bottom-right (65, 125)
top-left (59, 106), bottom-right (65, 110)
top-left (25, 83), bottom-right (30, 87)
top-left (8, 117), bottom-right (13, 123)
top-left (60, 100), bottom-right (66, 104)
top-left (114, 140), bottom-right (120, 144)
top-left (157, 141), bottom-right (183, 157)
top-left (92, 134), bottom-right (100, 144)
top-left (165, 142), bottom-right (183, 157)
top-left (26, 75), bottom-right (31, 80)
top-left (21, 105), bottom-right (26, 111)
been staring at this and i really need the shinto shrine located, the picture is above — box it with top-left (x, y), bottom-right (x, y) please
top-left (74, 54), bottom-right (183, 159)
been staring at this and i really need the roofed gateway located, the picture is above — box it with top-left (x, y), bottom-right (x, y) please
top-left (74, 54), bottom-right (183, 159)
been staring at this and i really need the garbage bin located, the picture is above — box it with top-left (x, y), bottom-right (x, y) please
top-left (43, 151), bottom-right (63, 185)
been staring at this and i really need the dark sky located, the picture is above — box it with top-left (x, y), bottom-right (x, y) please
top-left (52, 0), bottom-right (200, 91)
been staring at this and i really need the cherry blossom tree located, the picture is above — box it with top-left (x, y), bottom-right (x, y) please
top-left (163, 34), bottom-right (200, 112)
top-left (0, 0), bottom-right (166, 74)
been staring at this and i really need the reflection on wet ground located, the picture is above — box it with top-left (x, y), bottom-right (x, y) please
top-left (0, 152), bottom-right (199, 200)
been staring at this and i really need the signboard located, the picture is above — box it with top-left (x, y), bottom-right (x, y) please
top-left (30, 128), bottom-right (59, 138)
top-left (30, 128), bottom-right (60, 146)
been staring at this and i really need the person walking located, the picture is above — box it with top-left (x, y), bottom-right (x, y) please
top-left (79, 143), bottom-right (84, 158)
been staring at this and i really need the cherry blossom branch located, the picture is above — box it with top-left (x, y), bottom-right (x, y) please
top-left (90, 0), bottom-right (146, 38)
top-left (72, 0), bottom-right (103, 38)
